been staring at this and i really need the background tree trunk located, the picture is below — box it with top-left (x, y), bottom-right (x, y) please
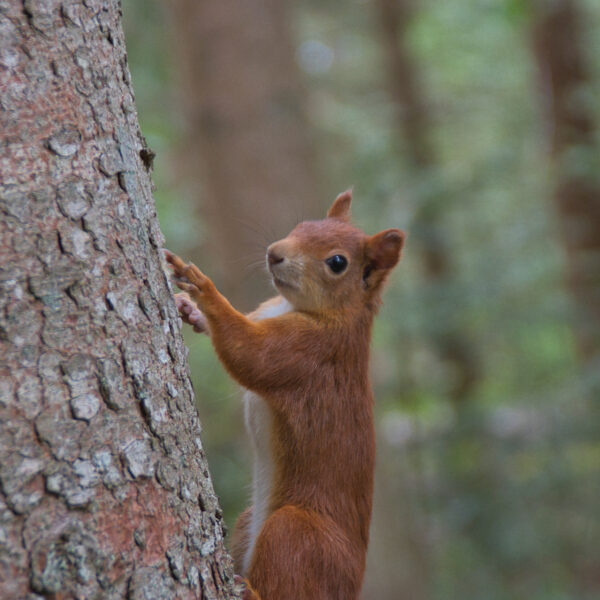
top-left (169, 0), bottom-right (323, 311)
top-left (0, 1), bottom-right (238, 598)
top-left (532, 1), bottom-right (600, 592)
top-left (532, 0), bottom-right (600, 366)
top-left (375, 0), bottom-right (480, 404)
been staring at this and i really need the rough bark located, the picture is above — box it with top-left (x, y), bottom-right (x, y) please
top-left (0, 1), bottom-right (239, 598)
top-left (169, 0), bottom-right (322, 311)
top-left (532, 0), bottom-right (600, 364)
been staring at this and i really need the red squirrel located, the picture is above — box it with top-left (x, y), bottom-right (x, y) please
top-left (165, 190), bottom-right (405, 599)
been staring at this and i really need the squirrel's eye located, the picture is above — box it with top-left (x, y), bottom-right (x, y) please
top-left (325, 255), bottom-right (348, 274)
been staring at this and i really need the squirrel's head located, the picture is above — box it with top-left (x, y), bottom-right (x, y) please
top-left (266, 190), bottom-right (405, 316)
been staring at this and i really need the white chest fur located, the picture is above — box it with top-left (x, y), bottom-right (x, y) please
top-left (242, 296), bottom-right (293, 573)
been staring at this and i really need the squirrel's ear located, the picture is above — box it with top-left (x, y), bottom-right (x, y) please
top-left (327, 189), bottom-right (352, 221)
top-left (363, 229), bottom-right (406, 289)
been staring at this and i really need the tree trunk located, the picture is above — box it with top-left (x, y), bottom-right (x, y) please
top-left (532, 1), bottom-right (600, 593)
top-left (169, 0), bottom-right (322, 311)
top-left (361, 441), bottom-right (430, 600)
top-left (532, 0), bottom-right (600, 365)
top-left (0, 1), bottom-right (238, 598)
top-left (375, 0), bottom-right (480, 403)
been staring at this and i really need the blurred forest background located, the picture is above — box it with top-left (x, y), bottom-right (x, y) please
top-left (122, 1), bottom-right (599, 598)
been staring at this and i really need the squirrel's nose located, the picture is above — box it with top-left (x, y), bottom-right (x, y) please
top-left (267, 248), bottom-right (284, 267)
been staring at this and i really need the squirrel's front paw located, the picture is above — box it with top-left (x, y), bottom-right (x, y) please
top-left (175, 292), bottom-right (208, 334)
top-left (164, 250), bottom-right (213, 302)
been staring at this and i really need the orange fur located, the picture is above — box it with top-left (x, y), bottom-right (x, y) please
top-left (166, 190), bottom-right (405, 599)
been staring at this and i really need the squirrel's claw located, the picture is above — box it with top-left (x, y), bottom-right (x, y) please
top-left (165, 249), bottom-right (213, 311)
top-left (233, 575), bottom-right (260, 600)
top-left (164, 248), bottom-right (185, 270)
top-left (165, 249), bottom-right (209, 290)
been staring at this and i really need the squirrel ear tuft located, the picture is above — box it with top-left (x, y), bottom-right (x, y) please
top-left (327, 189), bottom-right (353, 221)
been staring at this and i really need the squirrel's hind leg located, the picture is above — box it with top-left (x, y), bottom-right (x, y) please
top-left (246, 505), bottom-right (361, 600)
top-left (234, 575), bottom-right (261, 600)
